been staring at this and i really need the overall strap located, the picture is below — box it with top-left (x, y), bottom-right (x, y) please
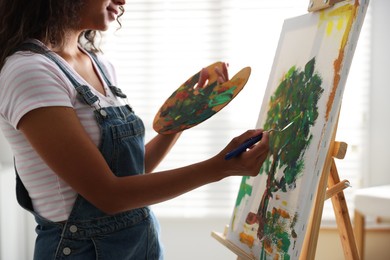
top-left (87, 52), bottom-right (127, 99)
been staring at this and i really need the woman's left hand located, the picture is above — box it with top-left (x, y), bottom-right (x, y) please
top-left (197, 62), bottom-right (229, 88)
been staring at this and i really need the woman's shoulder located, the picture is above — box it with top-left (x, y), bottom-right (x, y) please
top-left (1, 49), bottom-right (64, 81)
top-left (0, 43), bottom-right (75, 108)
top-left (0, 50), bottom-right (75, 128)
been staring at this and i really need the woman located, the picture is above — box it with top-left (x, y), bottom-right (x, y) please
top-left (0, 0), bottom-right (269, 259)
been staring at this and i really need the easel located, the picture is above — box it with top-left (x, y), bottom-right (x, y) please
top-left (212, 0), bottom-right (361, 259)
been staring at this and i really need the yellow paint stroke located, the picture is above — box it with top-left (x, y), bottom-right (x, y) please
top-left (326, 21), bottom-right (334, 36)
top-left (320, 5), bottom-right (353, 36)
top-left (318, 2), bottom-right (360, 121)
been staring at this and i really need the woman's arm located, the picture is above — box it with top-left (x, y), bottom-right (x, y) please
top-left (19, 106), bottom-right (268, 216)
top-left (144, 132), bottom-right (182, 173)
top-left (144, 63), bottom-right (230, 172)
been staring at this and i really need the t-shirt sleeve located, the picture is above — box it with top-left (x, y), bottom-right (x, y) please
top-left (0, 53), bottom-right (75, 129)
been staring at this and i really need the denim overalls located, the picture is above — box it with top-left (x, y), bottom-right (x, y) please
top-left (14, 42), bottom-right (163, 259)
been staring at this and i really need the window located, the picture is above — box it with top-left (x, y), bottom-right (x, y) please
top-left (101, 0), bottom-right (371, 221)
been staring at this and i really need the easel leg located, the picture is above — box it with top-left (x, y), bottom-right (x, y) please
top-left (301, 156), bottom-right (360, 260)
top-left (354, 210), bottom-right (365, 260)
top-left (328, 159), bottom-right (360, 260)
top-left (300, 154), bottom-right (330, 260)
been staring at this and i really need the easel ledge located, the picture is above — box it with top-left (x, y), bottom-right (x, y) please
top-left (308, 0), bottom-right (346, 12)
top-left (211, 225), bottom-right (254, 260)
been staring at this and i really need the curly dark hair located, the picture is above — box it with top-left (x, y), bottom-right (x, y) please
top-left (0, 0), bottom-right (124, 69)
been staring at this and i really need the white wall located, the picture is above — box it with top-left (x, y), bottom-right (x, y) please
top-left (158, 217), bottom-right (237, 260)
top-left (0, 125), bottom-right (12, 165)
top-left (0, 166), bottom-right (35, 260)
top-left (368, 0), bottom-right (390, 186)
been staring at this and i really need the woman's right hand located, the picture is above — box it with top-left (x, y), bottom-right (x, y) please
top-left (210, 129), bottom-right (270, 179)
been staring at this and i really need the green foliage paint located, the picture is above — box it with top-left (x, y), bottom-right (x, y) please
top-left (256, 57), bottom-right (324, 259)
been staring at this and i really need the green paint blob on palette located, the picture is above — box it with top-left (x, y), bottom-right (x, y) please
top-left (153, 62), bottom-right (251, 134)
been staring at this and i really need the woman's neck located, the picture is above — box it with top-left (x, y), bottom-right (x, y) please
top-left (47, 30), bottom-right (83, 59)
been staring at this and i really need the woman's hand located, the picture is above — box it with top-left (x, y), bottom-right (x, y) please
top-left (211, 129), bottom-right (270, 179)
top-left (197, 62), bottom-right (229, 88)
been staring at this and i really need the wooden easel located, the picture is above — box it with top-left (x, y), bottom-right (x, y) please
top-left (212, 0), bottom-right (361, 259)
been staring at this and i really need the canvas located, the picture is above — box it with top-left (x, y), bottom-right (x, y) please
top-left (226, 1), bottom-right (369, 259)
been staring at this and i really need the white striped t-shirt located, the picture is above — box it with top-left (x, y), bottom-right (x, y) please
top-left (0, 40), bottom-right (125, 222)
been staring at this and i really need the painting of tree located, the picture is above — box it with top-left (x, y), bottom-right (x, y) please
top-left (256, 57), bottom-right (324, 242)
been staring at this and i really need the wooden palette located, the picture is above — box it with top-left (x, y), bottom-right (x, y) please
top-left (153, 62), bottom-right (251, 134)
